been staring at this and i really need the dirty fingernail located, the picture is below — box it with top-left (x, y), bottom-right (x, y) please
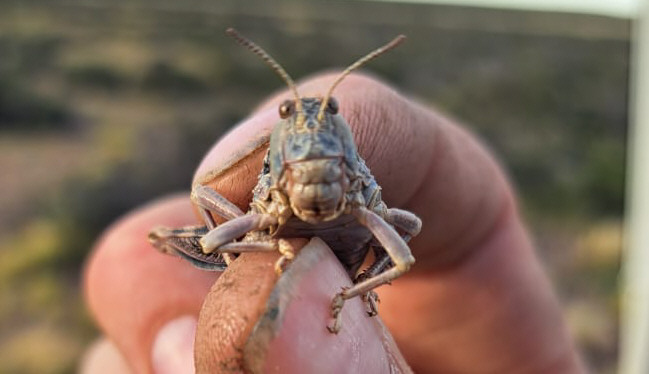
top-left (152, 315), bottom-right (197, 374)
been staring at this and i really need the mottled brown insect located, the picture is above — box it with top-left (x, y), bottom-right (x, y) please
top-left (149, 29), bottom-right (421, 333)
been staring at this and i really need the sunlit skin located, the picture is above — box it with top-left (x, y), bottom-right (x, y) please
top-left (83, 73), bottom-right (585, 373)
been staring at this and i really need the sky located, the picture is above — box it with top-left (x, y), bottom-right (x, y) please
top-left (371, 0), bottom-right (641, 18)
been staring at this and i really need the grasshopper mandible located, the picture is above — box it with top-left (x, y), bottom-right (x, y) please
top-left (149, 29), bottom-right (421, 333)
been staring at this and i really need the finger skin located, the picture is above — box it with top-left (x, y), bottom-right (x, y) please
top-left (84, 195), bottom-right (218, 374)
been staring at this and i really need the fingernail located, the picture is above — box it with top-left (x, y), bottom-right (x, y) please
top-left (152, 315), bottom-right (196, 374)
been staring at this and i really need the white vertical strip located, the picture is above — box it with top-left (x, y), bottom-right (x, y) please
top-left (621, 1), bottom-right (649, 373)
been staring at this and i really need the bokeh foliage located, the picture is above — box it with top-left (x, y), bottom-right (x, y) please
top-left (0, 1), bottom-right (627, 372)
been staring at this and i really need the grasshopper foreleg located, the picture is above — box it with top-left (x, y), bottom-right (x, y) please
top-left (353, 207), bottom-right (422, 315)
top-left (199, 213), bottom-right (297, 275)
top-left (200, 213), bottom-right (278, 253)
top-left (328, 206), bottom-right (417, 334)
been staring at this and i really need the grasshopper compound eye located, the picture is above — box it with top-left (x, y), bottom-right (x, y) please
top-left (326, 97), bottom-right (339, 115)
top-left (279, 100), bottom-right (296, 119)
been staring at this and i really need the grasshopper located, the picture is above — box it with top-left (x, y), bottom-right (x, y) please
top-left (149, 29), bottom-right (421, 333)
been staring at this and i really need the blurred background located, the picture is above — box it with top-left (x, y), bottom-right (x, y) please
top-left (0, 0), bottom-right (629, 372)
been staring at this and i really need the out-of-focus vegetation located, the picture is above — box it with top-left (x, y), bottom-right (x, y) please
top-left (0, 1), bottom-right (627, 372)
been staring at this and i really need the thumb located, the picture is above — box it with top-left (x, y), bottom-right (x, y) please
top-left (195, 238), bottom-right (411, 373)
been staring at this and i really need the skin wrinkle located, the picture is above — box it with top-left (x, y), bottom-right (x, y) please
top-left (347, 88), bottom-right (434, 207)
top-left (369, 105), bottom-right (402, 185)
top-left (398, 133), bottom-right (443, 234)
top-left (404, 114), bottom-right (513, 268)
top-left (350, 96), bottom-right (382, 164)
top-left (386, 104), bottom-right (437, 206)
top-left (378, 99), bottom-right (408, 156)
top-left (348, 86), bottom-right (404, 178)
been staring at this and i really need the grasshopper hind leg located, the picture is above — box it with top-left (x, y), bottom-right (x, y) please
top-left (148, 225), bottom-right (283, 271)
top-left (148, 225), bottom-right (228, 271)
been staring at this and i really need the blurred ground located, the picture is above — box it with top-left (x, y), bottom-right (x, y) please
top-left (0, 1), bottom-right (627, 373)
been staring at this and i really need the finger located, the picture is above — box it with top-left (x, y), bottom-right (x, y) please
top-left (195, 238), bottom-right (410, 373)
top-left (84, 194), bottom-right (217, 374)
top-left (192, 72), bottom-right (583, 372)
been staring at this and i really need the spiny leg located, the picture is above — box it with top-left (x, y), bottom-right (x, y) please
top-left (191, 185), bottom-right (246, 264)
top-left (328, 206), bottom-right (416, 334)
top-left (354, 248), bottom-right (391, 316)
top-left (148, 225), bottom-right (228, 271)
top-left (149, 225), bottom-right (208, 257)
top-left (148, 226), bottom-right (277, 271)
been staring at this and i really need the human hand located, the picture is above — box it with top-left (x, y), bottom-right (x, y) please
top-left (83, 73), bottom-right (585, 373)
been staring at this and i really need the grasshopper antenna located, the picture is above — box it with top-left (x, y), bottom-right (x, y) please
top-left (226, 28), bottom-right (304, 124)
top-left (317, 35), bottom-right (406, 122)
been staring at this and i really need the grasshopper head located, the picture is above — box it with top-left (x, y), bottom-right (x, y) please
top-left (269, 97), bottom-right (351, 223)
